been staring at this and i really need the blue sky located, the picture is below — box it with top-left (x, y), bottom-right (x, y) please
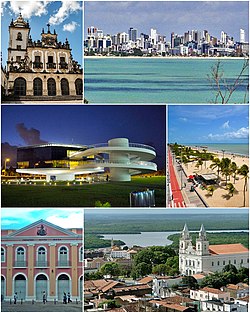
top-left (1, 105), bottom-right (166, 168)
top-left (1, 1), bottom-right (82, 66)
top-left (1, 208), bottom-right (83, 229)
top-left (84, 1), bottom-right (249, 41)
top-left (168, 105), bottom-right (249, 144)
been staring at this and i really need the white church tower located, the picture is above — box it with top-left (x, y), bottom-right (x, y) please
top-left (179, 223), bottom-right (192, 254)
top-left (196, 224), bottom-right (210, 256)
top-left (7, 13), bottom-right (30, 72)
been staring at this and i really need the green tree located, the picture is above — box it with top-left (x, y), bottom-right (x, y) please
top-left (98, 300), bottom-right (121, 309)
top-left (222, 264), bottom-right (238, 274)
top-left (100, 262), bottom-right (121, 277)
top-left (165, 256), bottom-right (179, 276)
top-left (131, 262), bottom-right (152, 279)
top-left (181, 276), bottom-right (199, 289)
top-left (226, 183), bottom-right (236, 197)
top-left (207, 185), bottom-right (215, 196)
top-left (196, 159), bottom-right (203, 170)
top-left (220, 158), bottom-right (231, 184)
top-left (238, 164), bottom-right (249, 207)
top-left (210, 158), bottom-right (221, 178)
top-left (230, 162), bottom-right (238, 184)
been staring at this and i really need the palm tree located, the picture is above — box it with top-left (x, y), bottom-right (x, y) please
top-left (220, 158), bottom-right (231, 184)
top-left (230, 162), bottom-right (238, 184)
top-left (207, 185), bottom-right (215, 196)
top-left (196, 159), bottom-right (203, 170)
top-left (202, 149), bottom-right (207, 169)
top-left (227, 183), bottom-right (235, 197)
top-left (238, 164), bottom-right (249, 207)
top-left (210, 158), bottom-right (221, 178)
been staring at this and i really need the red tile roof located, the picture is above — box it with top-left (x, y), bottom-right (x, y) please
top-left (209, 243), bottom-right (249, 255)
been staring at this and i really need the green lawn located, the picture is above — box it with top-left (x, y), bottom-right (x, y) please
top-left (1, 176), bottom-right (166, 207)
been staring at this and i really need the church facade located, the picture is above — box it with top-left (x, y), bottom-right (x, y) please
top-left (179, 224), bottom-right (249, 276)
top-left (2, 14), bottom-right (83, 102)
top-left (1, 219), bottom-right (83, 302)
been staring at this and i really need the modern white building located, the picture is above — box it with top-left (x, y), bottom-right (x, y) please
top-left (16, 138), bottom-right (157, 182)
top-left (179, 224), bottom-right (249, 276)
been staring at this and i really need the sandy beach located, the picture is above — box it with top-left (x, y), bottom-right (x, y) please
top-left (181, 151), bottom-right (249, 208)
top-left (84, 55), bottom-right (246, 60)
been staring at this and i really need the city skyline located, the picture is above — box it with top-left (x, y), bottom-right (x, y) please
top-left (168, 105), bottom-right (249, 144)
top-left (84, 1), bottom-right (249, 41)
top-left (1, 1), bottom-right (83, 67)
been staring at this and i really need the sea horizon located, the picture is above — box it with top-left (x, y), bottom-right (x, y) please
top-left (180, 142), bottom-right (249, 156)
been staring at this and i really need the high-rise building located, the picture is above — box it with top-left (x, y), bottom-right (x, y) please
top-left (150, 28), bottom-right (157, 45)
top-left (240, 29), bottom-right (245, 43)
top-left (128, 27), bottom-right (138, 42)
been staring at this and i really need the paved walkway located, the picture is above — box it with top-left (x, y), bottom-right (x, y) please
top-left (168, 150), bottom-right (185, 207)
top-left (1, 302), bottom-right (83, 312)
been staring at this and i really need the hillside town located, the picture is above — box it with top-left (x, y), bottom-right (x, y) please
top-left (84, 225), bottom-right (249, 312)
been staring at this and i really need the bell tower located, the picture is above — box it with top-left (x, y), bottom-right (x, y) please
top-left (196, 224), bottom-right (210, 256)
top-left (8, 13), bottom-right (30, 71)
top-left (179, 223), bottom-right (192, 254)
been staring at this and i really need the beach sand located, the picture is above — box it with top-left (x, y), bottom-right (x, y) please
top-left (181, 151), bottom-right (249, 208)
top-left (84, 55), bottom-right (245, 60)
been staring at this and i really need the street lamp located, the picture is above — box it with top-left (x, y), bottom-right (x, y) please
top-left (4, 158), bottom-right (10, 176)
top-left (221, 150), bottom-right (225, 159)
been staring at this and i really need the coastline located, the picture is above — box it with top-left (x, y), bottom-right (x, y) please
top-left (180, 150), bottom-right (249, 208)
top-left (84, 55), bottom-right (247, 60)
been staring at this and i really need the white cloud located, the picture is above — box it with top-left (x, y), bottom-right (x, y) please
top-left (221, 121), bottom-right (230, 129)
top-left (179, 117), bottom-right (188, 122)
top-left (63, 21), bottom-right (78, 32)
top-left (49, 1), bottom-right (81, 25)
top-left (8, 1), bottom-right (50, 19)
top-left (46, 212), bottom-right (83, 229)
top-left (1, 1), bottom-right (7, 15)
top-left (208, 127), bottom-right (249, 140)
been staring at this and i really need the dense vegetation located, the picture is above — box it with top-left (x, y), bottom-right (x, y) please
top-left (168, 232), bottom-right (249, 249)
top-left (85, 234), bottom-right (125, 249)
top-left (200, 265), bottom-right (249, 289)
top-left (85, 212), bottom-right (248, 234)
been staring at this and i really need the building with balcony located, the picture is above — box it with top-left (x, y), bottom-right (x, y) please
top-left (1, 219), bottom-right (83, 302)
top-left (179, 224), bottom-right (249, 276)
top-left (16, 138), bottom-right (157, 182)
top-left (2, 13), bottom-right (82, 102)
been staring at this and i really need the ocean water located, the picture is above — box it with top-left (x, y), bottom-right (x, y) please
top-left (187, 143), bottom-right (249, 156)
top-left (84, 58), bottom-right (249, 103)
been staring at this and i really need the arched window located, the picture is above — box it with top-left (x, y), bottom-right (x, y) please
top-left (16, 247), bottom-right (25, 266)
top-left (33, 78), bottom-right (43, 96)
top-left (47, 78), bottom-right (56, 96)
top-left (58, 246), bottom-right (68, 266)
top-left (17, 32), bottom-right (22, 41)
top-left (1, 248), bottom-right (5, 262)
top-left (61, 78), bottom-right (69, 96)
top-left (37, 246), bottom-right (47, 267)
top-left (79, 246), bottom-right (83, 262)
top-left (14, 78), bottom-right (26, 96)
top-left (75, 78), bottom-right (83, 95)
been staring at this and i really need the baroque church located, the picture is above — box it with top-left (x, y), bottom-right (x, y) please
top-left (179, 224), bottom-right (249, 276)
top-left (1, 13), bottom-right (83, 102)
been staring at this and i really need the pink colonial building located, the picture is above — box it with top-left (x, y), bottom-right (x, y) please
top-left (1, 219), bottom-right (83, 302)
